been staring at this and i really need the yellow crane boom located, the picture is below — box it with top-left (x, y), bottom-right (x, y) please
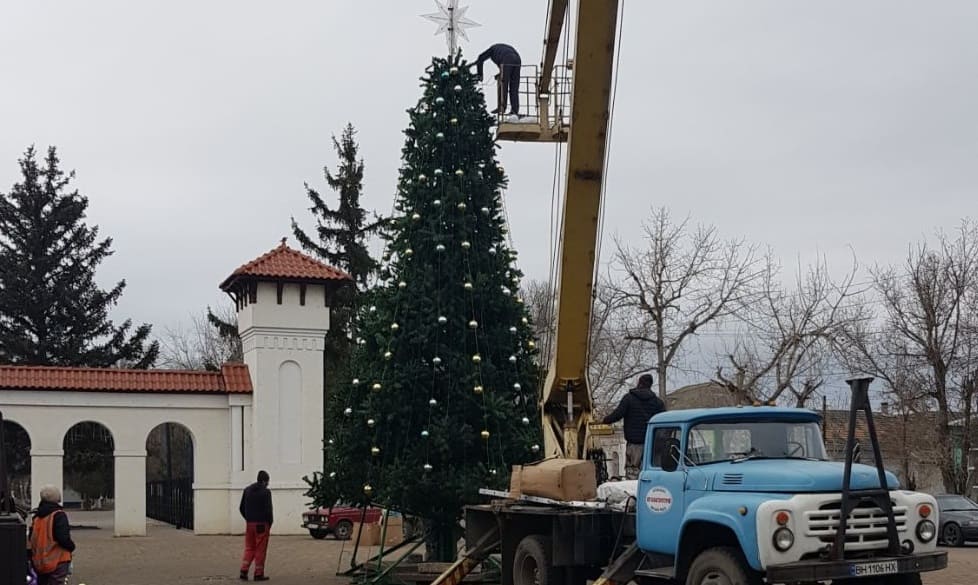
top-left (498, 0), bottom-right (620, 460)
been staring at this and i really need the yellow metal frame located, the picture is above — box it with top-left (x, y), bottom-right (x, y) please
top-left (539, 0), bottom-right (620, 459)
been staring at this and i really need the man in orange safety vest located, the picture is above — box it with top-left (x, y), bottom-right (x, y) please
top-left (29, 484), bottom-right (75, 585)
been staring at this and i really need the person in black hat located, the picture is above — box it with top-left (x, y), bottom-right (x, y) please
top-left (602, 374), bottom-right (666, 479)
top-left (239, 470), bottom-right (273, 581)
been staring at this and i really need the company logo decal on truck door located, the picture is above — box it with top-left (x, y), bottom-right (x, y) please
top-left (645, 487), bottom-right (673, 513)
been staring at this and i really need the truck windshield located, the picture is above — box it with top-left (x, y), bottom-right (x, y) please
top-left (686, 420), bottom-right (827, 465)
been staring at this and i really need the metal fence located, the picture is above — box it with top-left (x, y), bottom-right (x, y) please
top-left (146, 478), bottom-right (193, 530)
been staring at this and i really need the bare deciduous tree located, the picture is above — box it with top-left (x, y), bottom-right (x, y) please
top-left (610, 207), bottom-right (764, 399)
top-left (159, 304), bottom-right (242, 370)
top-left (522, 279), bottom-right (648, 416)
top-left (839, 219), bottom-right (978, 494)
top-left (715, 255), bottom-right (862, 407)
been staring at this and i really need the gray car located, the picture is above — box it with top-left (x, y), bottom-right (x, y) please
top-left (936, 493), bottom-right (978, 546)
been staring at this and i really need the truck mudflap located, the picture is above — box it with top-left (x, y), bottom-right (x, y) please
top-left (766, 551), bottom-right (947, 584)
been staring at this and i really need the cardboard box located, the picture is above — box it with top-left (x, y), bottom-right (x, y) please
top-left (351, 521), bottom-right (381, 546)
top-left (382, 515), bottom-right (404, 547)
top-left (509, 459), bottom-right (597, 501)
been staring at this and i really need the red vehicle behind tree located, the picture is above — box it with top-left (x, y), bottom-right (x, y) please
top-left (301, 504), bottom-right (381, 540)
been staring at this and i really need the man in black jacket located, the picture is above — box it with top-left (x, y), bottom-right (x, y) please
top-left (239, 470), bottom-right (273, 581)
top-left (602, 374), bottom-right (666, 479)
top-left (471, 43), bottom-right (522, 118)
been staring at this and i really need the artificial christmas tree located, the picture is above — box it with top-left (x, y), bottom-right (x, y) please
top-left (307, 54), bottom-right (541, 560)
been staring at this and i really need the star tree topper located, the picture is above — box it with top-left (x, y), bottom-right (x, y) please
top-left (422, 0), bottom-right (480, 55)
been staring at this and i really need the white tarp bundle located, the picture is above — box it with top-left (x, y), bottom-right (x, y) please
top-left (597, 480), bottom-right (638, 509)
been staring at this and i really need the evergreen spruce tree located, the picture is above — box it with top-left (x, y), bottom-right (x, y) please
top-left (308, 55), bottom-right (541, 561)
top-left (0, 146), bottom-right (159, 367)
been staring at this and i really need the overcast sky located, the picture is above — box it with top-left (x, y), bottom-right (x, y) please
top-left (1, 1), bottom-right (976, 385)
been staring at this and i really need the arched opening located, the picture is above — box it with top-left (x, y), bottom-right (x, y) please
top-left (146, 422), bottom-right (195, 529)
top-left (63, 421), bottom-right (115, 525)
top-left (1, 418), bottom-right (31, 509)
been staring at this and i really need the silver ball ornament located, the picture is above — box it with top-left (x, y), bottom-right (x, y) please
top-left (352, 378), bottom-right (360, 386)
top-left (436, 132), bottom-right (445, 140)
top-left (418, 174), bottom-right (427, 181)
top-left (412, 212), bottom-right (421, 221)
top-left (438, 315), bottom-right (447, 324)
top-left (344, 407), bottom-right (352, 416)
top-left (424, 463), bottom-right (433, 472)
top-left (399, 281), bottom-right (407, 289)
top-left (450, 66), bottom-right (459, 74)
top-left (391, 322), bottom-right (400, 331)
top-left (468, 320), bottom-right (478, 329)
top-left (369, 305), bottom-right (377, 313)
top-left (513, 383), bottom-right (522, 390)
top-left (421, 430), bottom-right (430, 438)
top-left (461, 241), bottom-right (471, 249)
top-left (433, 199), bottom-right (441, 207)
top-left (432, 356), bottom-right (442, 365)
top-left (509, 355), bottom-right (518, 364)
top-left (436, 244), bottom-right (446, 252)
top-left (455, 169), bottom-right (464, 176)
top-left (434, 168), bottom-right (443, 176)
top-left (450, 118), bottom-right (458, 125)
top-left (329, 471), bottom-right (337, 479)
top-left (435, 97), bottom-right (445, 105)
top-left (457, 202), bottom-right (466, 211)
top-left (367, 418), bottom-right (375, 427)
top-left (384, 351), bottom-right (392, 360)
top-left (405, 248), bottom-right (414, 256)
top-left (510, 326), bottom-right (518, 333)
top-left (481, 207), bottom-right (490, 216)
top-left (522, 417), bottom-right (530, 425)
top-left (531, 444), bottom-right (540, 453)
top-left (464, 282), bottom-right (473, 290)
top-left (429, 398), bottom-right (438, 406)
top-left (453, 84), bottom-right (462, 92)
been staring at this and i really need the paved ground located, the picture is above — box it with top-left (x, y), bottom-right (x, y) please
top-left (61, 512), bottom-right (978, 585)
top-left (67, 513), bottom-right (377, 585)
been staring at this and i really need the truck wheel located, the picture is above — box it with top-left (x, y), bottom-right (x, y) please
top-left (942, 522), bottom-right (963, 547)
top-left (334, 520), bottom-right (353, 540)
top-left (685, 547), bottom-right (760, 585)
top-left (513, 535), bottom-right (558, 585)
top-left (309, 528), bottom-right (329, 540)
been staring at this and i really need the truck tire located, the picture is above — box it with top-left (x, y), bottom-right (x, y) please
top-left (309, 528), bottom-right (329, 540)
top-left (334, 520), bottom-right (353, 540)
top-left (513, 535), bottom-right (558, 585)
top-left (685, 547), bottom-right (760, 585)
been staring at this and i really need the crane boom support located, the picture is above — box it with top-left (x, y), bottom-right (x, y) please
top-left (541, 0), bottom-right (619, 459)
top-left (538, 0), bottom-right (568, 92)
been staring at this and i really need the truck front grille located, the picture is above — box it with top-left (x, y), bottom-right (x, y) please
top-left (804, 500), bottom-right (907, 551)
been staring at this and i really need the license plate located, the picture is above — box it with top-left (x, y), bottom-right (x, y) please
top-left (849, 560), bottom-right (899, 577)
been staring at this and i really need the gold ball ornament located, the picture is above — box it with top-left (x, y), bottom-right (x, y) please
top-left (391, 322), bottom-right (400, 331)
top-left (412, 213), bottom-right (421, 221)
top-left (450, 117), bottom-right (459, 125)
top-left (367, 418), bottom-right (375, 427)
top-left (455, 169), bottom-right (464, 176)
top-left (473, 385), bottom-right (484, 394)
top-left (371, 446), bottom-right (380, 456)
top-left (481, 430), bottom-right (490, 440)
top-left (384, 351), bottom-right (392, 360)
top-left (464, 281), bottom-right (474, 290)
top-left (461, 241), bottom-right (471, 249)
top-left (457, 202), bottom-right (467, 211)
top-left (405, 248), bottom-right (413, 256)
top-left (472, 354), bottom-right (482, 364)
top-left (528, 341), bottom-right (536, 349)
top-left (399, 281), bottom-right (407, 289)
top-left (363, 484), bottom-right (373, 495)
top-left (522, 317), bottom-right (529, 325)
top-left (372, 383), bottom-right (382, 392)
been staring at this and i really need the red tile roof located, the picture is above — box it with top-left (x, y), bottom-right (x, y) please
top-left (221, 239), bottom-right (351, 291)
top-left (0, 363), bottom-right (252, 394)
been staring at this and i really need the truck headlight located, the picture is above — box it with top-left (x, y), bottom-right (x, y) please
top-left (773, 527), bottom-right (795, 551)
top-left (916, 520), bottom-right (936, 543)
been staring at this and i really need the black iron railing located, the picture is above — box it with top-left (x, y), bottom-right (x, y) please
top-left (146, 478), bottom-right (194, 530)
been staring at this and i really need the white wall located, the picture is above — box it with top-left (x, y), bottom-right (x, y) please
top-left (0, 390), bottom-right (241, 536)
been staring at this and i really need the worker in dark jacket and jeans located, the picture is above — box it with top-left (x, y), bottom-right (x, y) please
top-left (471, 43), bottom-right (522, 119)
top-left (602, 374), bottom-right (666, 480)
top-left (239, 470), bottom-right (273, 581)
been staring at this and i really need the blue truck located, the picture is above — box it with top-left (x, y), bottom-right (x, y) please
top-left (459, 381), bottom-right (948, 585)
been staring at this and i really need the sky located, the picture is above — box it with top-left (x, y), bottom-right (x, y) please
top-left (1, 1), bottom-right (976, 387)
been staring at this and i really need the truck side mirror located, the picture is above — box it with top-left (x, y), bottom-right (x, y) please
top-left (661, 438), bottom-right (681, 473)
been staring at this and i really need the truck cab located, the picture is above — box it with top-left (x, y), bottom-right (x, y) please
top-left (638, 407), bottom-right (946, 584)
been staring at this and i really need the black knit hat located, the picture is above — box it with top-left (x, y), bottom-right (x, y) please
top-left (257, 470), bottom-right (270, 483)
top-left (638, 374), bottom-right (654, 388)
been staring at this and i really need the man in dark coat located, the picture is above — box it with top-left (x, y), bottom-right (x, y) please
top-left (602, 374), bottom-right (666, 479)
top-left (471, 43), bottom-right (522, 118)
top-left (239, 470), bottom-right (273, 581)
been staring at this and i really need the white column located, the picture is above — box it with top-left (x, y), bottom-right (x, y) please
top-left (30, 449), bottom-right (63, 508)
top-left (113, 449), bottom-right (146, 537)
